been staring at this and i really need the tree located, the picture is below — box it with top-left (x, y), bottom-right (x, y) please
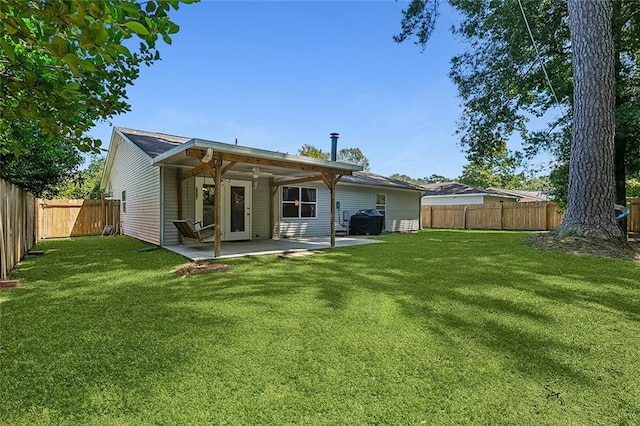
top-left (53, 157), bottom-right (106, 199)
top-left (297, 145), bottom-right (371, 170)
top-left (0, 127), bottom-right (82, 197)
top-left (337, 148), bottom-right (370, 171)
top-left (395, 0), bottom-right (640, 209)
top-left (389, 173), bottom-right (452, 185)
top-left (298, 144), bottom-right (329, 160)
top-left (558, 0), bottom-right (621, 240)
top-left (0, 0), bottom-right (196, 154)
top-left (458, 143), bottom-right (526, 189)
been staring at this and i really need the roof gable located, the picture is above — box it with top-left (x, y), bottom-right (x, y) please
top-left (117, 127), bottom-right (191, 158)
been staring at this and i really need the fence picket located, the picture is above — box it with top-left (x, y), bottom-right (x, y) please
top-left (422, 200), bottom-right (639, 232)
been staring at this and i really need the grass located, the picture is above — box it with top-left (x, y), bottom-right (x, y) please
top-left (1, 230), bottom-right (639, 425)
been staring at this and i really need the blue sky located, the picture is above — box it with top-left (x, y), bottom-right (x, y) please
top-left (90, 1), bottom-right (473, 178)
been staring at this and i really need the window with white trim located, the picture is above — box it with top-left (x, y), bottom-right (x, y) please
top-left (375, 193), bottom-right (386, 214)
top-left (376, 192), bottom-right (386, 228)
top-left (282, 186), bottom-right (317, 218)
top-left (121, 190), bottom-right (126, 214)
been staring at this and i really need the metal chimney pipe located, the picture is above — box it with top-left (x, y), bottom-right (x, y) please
top-left (330, 133), bottom-right (339, 161)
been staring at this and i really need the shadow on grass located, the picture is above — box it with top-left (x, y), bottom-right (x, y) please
top-left (2, 231), bottom-right (639, 421)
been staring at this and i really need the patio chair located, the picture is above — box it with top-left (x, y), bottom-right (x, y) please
top-left (172, 220), bottom-right (215, 243)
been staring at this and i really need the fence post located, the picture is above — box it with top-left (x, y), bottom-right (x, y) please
top-left (463, 205), bottom-right (468, 229)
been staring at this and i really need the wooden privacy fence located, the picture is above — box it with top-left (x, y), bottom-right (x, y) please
top-left (422, 200), bottom-right (640, 232)
top-left (38, 199), bottom-right (120, 239)
top-left (0, 178), bottom-right (37, 280)
top-left (423, 201), bottom-right (564, 231)
top-left (629, 198), bottom-right (640, 232)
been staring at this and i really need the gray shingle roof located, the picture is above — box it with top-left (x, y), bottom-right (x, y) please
top-left (342, 172), bottom-right (424, 191)
top-left (117, 127), bottom-right (191, 158)
top-left (116, 127), bottom-right (419, 190)
top-left (421, 182), bottom-right (519, 199)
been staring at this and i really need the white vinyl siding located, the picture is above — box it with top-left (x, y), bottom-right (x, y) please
top-left (277, 182), bottom-right (421, 237)
top-left (277, 182), bottom-right (329, 238)
top-left (105, 133), bottom-right (161, 245)
top-left (384, 190), bottom-right (421, 232)
top-left (162, 173), bottom-right (197, 245)
top-left (421, 194), bottom-right (515, 206)
top-left (251, 177), bottom-right (271, 239)
top-left (336, 184), bottom-right (421, 233)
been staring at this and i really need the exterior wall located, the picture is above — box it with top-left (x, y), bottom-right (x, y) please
top-left (162, 173), bottom-right (270, 243)
top-left (159, 169), bottom-right (422, 242)
top-left (251, 177), bottom-right (271, 239)
top-left (483, 195), bottom-right (516, 204)
top-left (105, 133), bottom-right (160, 244)
top-left (276, 182), bottom-right (330, 238)
top-left (162, 174), bottom-right (201, 245)
top-left (421, 194), bottom-right (515, 206)
top-left (276, 182), bottom-right (421, 237)
top-left (337, 184), bottom-right (421, 233)
top-left (422, 195), bottom-right (485, 206)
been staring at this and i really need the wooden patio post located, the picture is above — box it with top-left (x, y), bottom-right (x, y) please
top-left (177, 169), bottom-right (183, 244)
top-left (213, 158), bottom-right (222, 257)
top-left (269, 177), bottom-right (275, 239)
top-left (330, 173), bottom-right (336, 247)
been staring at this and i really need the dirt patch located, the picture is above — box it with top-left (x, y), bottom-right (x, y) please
top-left (525, 232), bottom-right (640, 261)
top-left (278, 250), bottom-right (321, 259)
top-left (171, 262), bottom-right (231, 276)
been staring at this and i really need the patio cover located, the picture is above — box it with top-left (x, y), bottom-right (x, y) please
top-left (152, 138), bottom-right (363, 257)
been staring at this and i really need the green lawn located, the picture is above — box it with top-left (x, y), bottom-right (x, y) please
top-left (1, 231), bottom-right (639, 425)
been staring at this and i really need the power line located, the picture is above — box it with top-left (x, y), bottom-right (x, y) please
top-left (517, 0), bottom-right (566, 115)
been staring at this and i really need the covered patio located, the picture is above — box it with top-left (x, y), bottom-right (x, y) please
top-left (154, 132), bottom-right (363, 258)
top-left (163, 236), bottom-right (382, 261)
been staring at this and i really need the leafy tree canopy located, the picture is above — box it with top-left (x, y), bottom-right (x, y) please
top-left (389, 173), bottom-right (453, 185)
top-left (297, 145), bottom-right (371, 170)
top-left (0, 126), bottom-right (82, 197)
top-left (395, 0), bottom-right (640, 206)
top-left (0, 0), bottom-right (197, 155)
top-left (53, 157), bottom-right (105, 199)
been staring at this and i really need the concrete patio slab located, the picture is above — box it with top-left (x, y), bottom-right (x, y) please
top-left (163, 236), bottom-right (382, 261)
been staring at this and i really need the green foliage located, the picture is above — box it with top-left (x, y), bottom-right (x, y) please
top-left (3, 232), bottom-right (640, 423)
top-left (389, 173), bottom-right (452, 185)
top-left (0, 126), bottom-right (82, 197)
top-left (0, 0), bottom-right (197, 154)
top-left (298, 144), bottom-right (329, 160)
top-left (627, 179), bottom-right (640, 198)
top-left (53, 157), bottom-right (106, 199)
top-left (458, 145), bottom-right (526, 189)
top-left (298, 145), bottom-right (371, 170)
top-left (337, 147), bottom-right (370, 170)
top-left (396, 0), bottom-right (640, 205)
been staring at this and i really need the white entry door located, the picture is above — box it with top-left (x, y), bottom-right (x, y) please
top-left (224, 180), bottom-right (252, 241)
top-left (195, 178), bottom-right (252, 241)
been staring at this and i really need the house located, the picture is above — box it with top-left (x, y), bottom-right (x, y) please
top-left (487, 188), bottom-right (551, 202)
top-left (101, 128), bottom-right (422, 256)
top-left (421, 182), bottom-right (520, 206)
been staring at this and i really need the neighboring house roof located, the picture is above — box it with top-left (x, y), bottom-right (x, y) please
top-left (109, 127), bottom-right (419, 191)
top-left (487, 188), bottom-right (551, 202)
top-left (421, 182), bottom-right (519, 200)
top-left (341, 172), bottom-right (424, 191)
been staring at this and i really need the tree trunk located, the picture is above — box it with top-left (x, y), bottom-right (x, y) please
top-left (558, 0), bottom-right (623, 240)
top-left (612, 0), bottom-right (628, 235)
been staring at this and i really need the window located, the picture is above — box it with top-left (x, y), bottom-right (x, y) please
top-left (376, 193), bottom-right (386, 229)
top-left (121, 190), bottom-right (126, 214)
top-left (375, 193), bottom-right (386, 214)
top-left (282, 186), bottom-right (317, 218)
